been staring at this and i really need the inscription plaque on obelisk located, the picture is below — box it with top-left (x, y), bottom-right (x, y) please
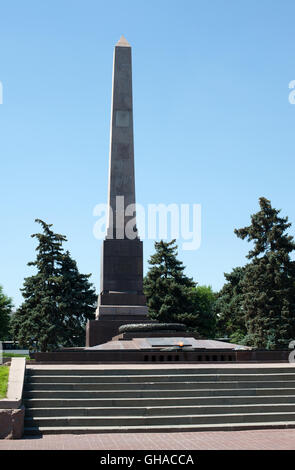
top-left (86, 36), bottom-right (148, 347)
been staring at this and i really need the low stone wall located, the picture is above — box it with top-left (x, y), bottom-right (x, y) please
top-left (31, 349), bottom-right (290, 363)
top-left (0, 358), bottom-right (26, 439)
top-left (235, 349), bottom-right (290, 362)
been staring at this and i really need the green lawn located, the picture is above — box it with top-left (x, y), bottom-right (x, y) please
top-left (0, 366), bottom-right (9, 399)
top-left (3, 353), bottom-right (31, 359)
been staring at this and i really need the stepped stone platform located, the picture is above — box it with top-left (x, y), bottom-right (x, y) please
top-left (88, 337), bottom-right (249, 349)
top-left (31, 329), bottom-right (290, 363)
top-left (23, 363), bottom-right (295, 436)
top-left (31, 338), bottom-right (288, 363)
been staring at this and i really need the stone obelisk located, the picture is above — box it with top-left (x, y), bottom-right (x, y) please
top-left (86, 36), bottom-right (148, 347)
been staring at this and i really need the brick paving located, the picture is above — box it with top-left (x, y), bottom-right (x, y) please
top-left (1, 429), bottom-right (295, 450)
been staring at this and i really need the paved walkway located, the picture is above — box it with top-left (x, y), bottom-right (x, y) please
top-left (1, 429), bottom-right (295, 450)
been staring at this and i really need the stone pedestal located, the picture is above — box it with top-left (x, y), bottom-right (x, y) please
top-left (86, 239), bottom-right (149, 346)
top-left (97, 238), bottom-right (147, 313)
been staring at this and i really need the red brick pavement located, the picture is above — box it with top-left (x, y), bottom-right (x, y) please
top-left (0, 429), bottom-right (295, 450)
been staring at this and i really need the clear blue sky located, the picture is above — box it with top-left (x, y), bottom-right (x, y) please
top-left (1, 0), bottom-right (295, 308)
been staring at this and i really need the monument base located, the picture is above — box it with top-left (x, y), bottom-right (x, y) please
top-left (86, 305), bottom-right (150, 347)
top-left (96, 305), bottom-right (149, 319)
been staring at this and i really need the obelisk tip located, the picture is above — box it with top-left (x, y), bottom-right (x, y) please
top-left (116, 35), bottom-right (131, 47)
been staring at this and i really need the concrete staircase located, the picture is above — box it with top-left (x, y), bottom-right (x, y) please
top-left (23, 366), bottom-right (295, 435)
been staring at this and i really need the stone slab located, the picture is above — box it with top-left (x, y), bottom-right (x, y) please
top-left (99, 292), bottom-right (146, 306)
top-left (96, 305), bottom-right (149, 317)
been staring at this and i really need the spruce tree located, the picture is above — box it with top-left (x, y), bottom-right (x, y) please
top-left (11, 220), bottom-right (66, 351)
top-left (144, 240), bottom-right (196, 327)
top-left (215, 266), bottom-right (247, 343)
top-left (0, 285), bottom-right (13, 340)
top-left (58, 251), bottom-right (96, 347)
top-left (235, 197), bottom-right (295, 349)
top-left (11, 220), bottom-right (96, 351)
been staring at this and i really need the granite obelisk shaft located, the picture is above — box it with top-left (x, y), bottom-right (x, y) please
top-left (107, 35), bottom-right (136, 239)
top-left (88, 36), bottom-right (148, 346)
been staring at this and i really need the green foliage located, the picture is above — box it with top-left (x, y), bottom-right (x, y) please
top-left (0, 366), bottom-right (9, 399)
top-left (234, 197), bottom-right (295, 349)
top-left (144, 240), bottom-right (217, 337)
top-left (57, 251), bottom-right (97, 347)
top-left (0, 285), bottom-right (13, 340)
top-left (215, 266), bottom-right (247, 343)
top-left (144, 240), bottom-right (195, 325)
top-left (229, 330), bottom-right (247, 346)
top-left (11, 219), bottom-right (96, 352)
top-left (189, 285), bottom-right (216, 338)
top-left (10, 220), bottom-right (66, 352)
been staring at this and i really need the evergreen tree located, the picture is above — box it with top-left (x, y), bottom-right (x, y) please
top-left (234, 197), bottom-right (295, 349)
top-left (11, 220), bottom-right (66, 351)
top-left (58, 251), bottom-right (96, 347)
top-left (11, 220), bottom-right (96, 351)
top-left (0, 285), bottom-right (13, 340)
top-left (144, 240), bottom-right (217, 336)
top-left (215, 266), bottom-right (247, 344)
top-left (144, 240), bottom-right (196, 326)
top-left (189, 285), bottom-right (216, 338)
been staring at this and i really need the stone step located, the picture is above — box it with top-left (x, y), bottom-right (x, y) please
top-left (23, 394), bottom-right (295, 409)
top-left (25, 403), bottom-right (295, 418)
top-left (24, 411), bottom-right (295, 427)
top-left (23, 380), bottom-right (295, 392)
top-left (24, 373), bottom-right (295, 383)
top-left (29, 374), bottom-right (283, 385)
top-left (25, 367), bottom-right (295, 377)
top-left (23, 367), bottom-right (295, 436)
top-left (23, 421), bottom-right (295, 435)
top-left (23, 387), bottom-right (295, 399)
